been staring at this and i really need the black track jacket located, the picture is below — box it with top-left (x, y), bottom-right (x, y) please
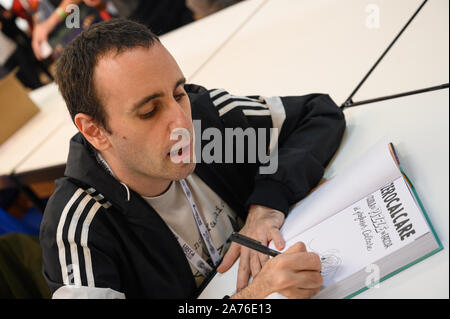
top-left (40, 84), bottom-right (346, 298)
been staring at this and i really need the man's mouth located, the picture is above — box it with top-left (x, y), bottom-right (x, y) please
top-left (168, 143), bottom-right (191, 162)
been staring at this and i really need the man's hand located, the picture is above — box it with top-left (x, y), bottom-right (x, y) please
top-left (231, 242), bottom-right (323, 299)
top-left (217, 204), bottom-right (285, 291)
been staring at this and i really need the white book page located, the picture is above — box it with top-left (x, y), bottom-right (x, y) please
top-left (278, 138), bottom-right (403, 243)
top-left (199, 140), bottom-right (408, 299)
top-left (274, 176), bottom-right (430, 298)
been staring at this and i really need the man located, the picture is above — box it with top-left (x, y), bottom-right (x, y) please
top-left (40, 19), bottom-right (346, 299)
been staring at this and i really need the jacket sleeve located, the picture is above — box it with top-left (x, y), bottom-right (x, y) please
top-left (203, 88), bottom-right (346, 215)
top-left (40, 181), bottom-right (125, 298)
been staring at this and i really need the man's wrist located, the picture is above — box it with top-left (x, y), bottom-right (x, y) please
top-left (230, 278), bottom-right (271, 299)
top-left (247, 204), bottom-right (285, 224)
top-left (246, 180), bottom-right (293, 215)
top-left (230, 286), bottom-right (264, 299)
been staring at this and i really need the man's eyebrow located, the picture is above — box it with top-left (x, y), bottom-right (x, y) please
top-left (175, 77), bottom-right (186, 90)
top-left (130, 77), bottom-right (186, 113)
top-left (131, 92), bottom-right (162, 113)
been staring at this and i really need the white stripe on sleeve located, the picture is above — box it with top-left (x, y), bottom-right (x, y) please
top-left (212, 93), bottom-right (259, 106)
top-left (242, 109), bottom-right (272, 116)
top-left (52, 285), bottom-right (125, 299)
top-left (218, 100), bottom-right (268, 117)
top-left (81, 201), bottom-right (102, 287)
top-left (209, 88), bottom-right (226, 99)
top-left (264, 96), bottom-right (286, 154)
top-left (56, 188), bottom-right (84, 285)
top-left (68, 194), bottom-right (93, 286)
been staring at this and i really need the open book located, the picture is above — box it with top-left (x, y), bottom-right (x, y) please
top-left (198, 140), bottom-right (443, 299)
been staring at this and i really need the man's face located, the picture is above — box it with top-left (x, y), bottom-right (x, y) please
top-left (93, 43), bottom-right (195, 184)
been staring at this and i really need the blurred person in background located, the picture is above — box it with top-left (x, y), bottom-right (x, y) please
top-left (83, 1), bottom-right (193, 35)
top-left (1, 3), bottom-right (51, 88)
top-left (186, 0), bottom-right (242, 20)
top-left (32, 0), bottom-right (194, 60)
top-left (31, 0), bottom-right (83, 60)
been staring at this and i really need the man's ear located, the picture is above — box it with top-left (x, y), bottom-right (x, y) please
top-left (74, 113), bottom-right (111, 151)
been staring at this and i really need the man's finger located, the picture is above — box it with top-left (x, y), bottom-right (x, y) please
top-left (236, 248), bottom-right (251, 291)
top-left (217, 242), bottom-right (240, 273)
top-left (278, 251), bottom-right (322, 272)
top-left (249, 249), bottom-right (262, 277)
top-left (258, 251), bottom-right (269, 267)
top-left (270, 227), bottom-right (285, 251)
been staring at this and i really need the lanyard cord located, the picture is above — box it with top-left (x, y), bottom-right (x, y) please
top-left (174, 179), bottom-right (221, 276)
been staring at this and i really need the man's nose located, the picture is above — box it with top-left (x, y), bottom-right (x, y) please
top-left (167, 100), bottom-right (191, 134)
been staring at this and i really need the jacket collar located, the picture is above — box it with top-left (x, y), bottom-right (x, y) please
top-left (64, 132), bottom-right (144, 215)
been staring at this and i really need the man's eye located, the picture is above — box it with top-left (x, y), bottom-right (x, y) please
top-left (139, 108), bottom-right (157, 119)
top-left (174, 93), bottom-right (186, 101)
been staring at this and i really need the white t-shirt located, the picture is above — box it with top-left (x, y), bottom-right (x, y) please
top-left (143, 173), bottom-right (243, 287)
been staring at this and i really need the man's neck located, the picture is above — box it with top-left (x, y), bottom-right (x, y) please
top-left (97, 151), bottom-right (172, 198)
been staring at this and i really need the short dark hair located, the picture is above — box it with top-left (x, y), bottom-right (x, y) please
top-left (56, 19), bottom-right (159, 133)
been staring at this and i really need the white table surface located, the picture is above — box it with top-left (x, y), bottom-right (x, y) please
top-left (160, 0), bottom-right (268, 80)
top-left (189, 0), bottom-right (424, 106)
top-left (13, 120), bottom-right (77, 174)
top-left (0, 82), bottom-right (69, 177)
top-left (336, 88), bottom-right (449, 298)
top-left (352, 0), bottom-right (449, 102)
